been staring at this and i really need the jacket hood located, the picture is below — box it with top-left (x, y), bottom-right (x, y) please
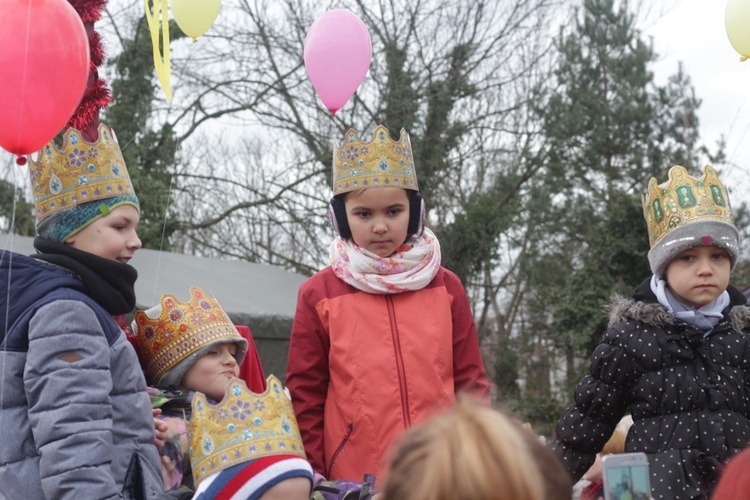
top-left (608, 277), bottom-right (750, 332)
top-left (0, 250), bottom-right (85, 337)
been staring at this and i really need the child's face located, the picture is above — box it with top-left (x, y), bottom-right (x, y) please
top-left (665, 245), bottom-right (731, 308)
top-left (344, 187), bottom-right (410, 258)
top-left (182, 342), bottom-right (240, 401)
top-left (65, 204), bottom-right (141, 263)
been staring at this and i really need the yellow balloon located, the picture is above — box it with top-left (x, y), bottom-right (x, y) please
top-left (726, 0), bottom-right (750, 61)
top-left (171, 0), bottom-right (221, 42)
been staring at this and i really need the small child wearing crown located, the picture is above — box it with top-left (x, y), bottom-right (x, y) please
top-left (286, 125), bottom-right (490, 482)
top-left (552, 165), bottom-right (750, 498)
top-left (132, 287), bottom-right (248, 492)
top-left (133, 287), bottom-right (314, 497)
top-left (187, 376), bottom-right (314, 499)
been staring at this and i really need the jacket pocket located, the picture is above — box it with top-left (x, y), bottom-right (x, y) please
top-left (327, 423), bottom-right (353, 479)
top-left (122, 452), bottom-right (146, 500)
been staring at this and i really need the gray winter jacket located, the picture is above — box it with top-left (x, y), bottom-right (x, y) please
top-left (0, 252), bottom-right (163, 499)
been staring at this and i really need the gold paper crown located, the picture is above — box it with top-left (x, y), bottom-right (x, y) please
top-left (188, 375), bottom-right (307, 486)
top-left (133, 287), bottom-right (245, 384)
top-left (332, 124), bottom-right (419, 196)
top-left (28, 123), bottom-right (136, 222)
top-left (642, 165), bottom-right (735, 247)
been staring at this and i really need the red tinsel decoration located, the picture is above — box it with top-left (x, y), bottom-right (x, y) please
top-left (89, 30), bottom-right (106, 69)
top-left (69, 78), bottom-right (111, 134)
top-left (68, 0), bottom-right (106, 23)
top-left (65, 0), bottom-right (111, 142)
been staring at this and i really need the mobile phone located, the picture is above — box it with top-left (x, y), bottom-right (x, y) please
top-left (602, 452), bottom-right (652, 500)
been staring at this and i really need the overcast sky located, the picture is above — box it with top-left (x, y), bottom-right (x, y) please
top-left (646, 0), bottom-right (750, 208)
top-left (3, 0), bottom-right (748, 211)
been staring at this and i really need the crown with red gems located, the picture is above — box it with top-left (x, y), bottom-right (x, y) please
top-left (332, 124), bottom-right (419, 196)
top-left (641, 165), bottom-right (735, 247)
top-left (28, 123), bottom-right (136, 223)
top-left (133, 287), bottom-right (246, 384)
top-left (188, 375), bottom-right (307, 485)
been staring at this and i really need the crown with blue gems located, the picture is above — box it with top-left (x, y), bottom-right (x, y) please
top-left (332, 124), bottom-right (419, 196)
top-left (28, 123), bottom-right (136, 223)
top-left (642, 165), bottom-right (735, 247)
top-left (188, 375), bottom-right (307, 486)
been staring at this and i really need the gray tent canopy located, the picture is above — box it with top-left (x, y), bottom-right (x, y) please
top-left (1, 234), bottom-right (307, 381)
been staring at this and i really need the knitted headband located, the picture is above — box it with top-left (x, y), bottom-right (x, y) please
top-left (192, 456), bottom-right (313, 499)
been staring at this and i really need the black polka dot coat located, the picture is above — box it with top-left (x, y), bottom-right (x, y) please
top-left (552, 278), bottom-right (750, 500)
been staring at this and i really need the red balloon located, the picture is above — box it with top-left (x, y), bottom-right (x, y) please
top-left (0, 0), bottom-right (90, 156)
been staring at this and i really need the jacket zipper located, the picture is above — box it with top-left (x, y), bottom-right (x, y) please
top-left (387, 296), bottom-right (411, 428)
top-left (327, 423), bottom-right (353, 479)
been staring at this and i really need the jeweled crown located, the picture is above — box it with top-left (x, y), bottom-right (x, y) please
top-left (642, 165), bottom-right (735, 247)
top-left (332, 124), bottom-right (418, 196)
top-left (28, 123), bottom-right (136, 222)
top-left (133, 287), bottom-right (245, 384)
top-left (188, 375), bottom-right (307, 486)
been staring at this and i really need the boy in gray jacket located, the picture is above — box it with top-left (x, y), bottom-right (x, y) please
top-left (0, 123), bottom-right (163, 499)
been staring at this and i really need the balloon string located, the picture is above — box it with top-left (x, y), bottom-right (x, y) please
top-left (114, 124), bottom-right (171, 304)
top-left (144, 0), bottom-right (172, 101)
top-left (0, 162), bottom-right (21, 444)
top-left (151, 173), bottom-right (175, 304)
top-left (14, 0), bottom-right (34, 154)
top-left (3, 0), bottom-right (31, 438)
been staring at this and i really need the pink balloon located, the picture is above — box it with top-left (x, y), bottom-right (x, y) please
top-left (304, 9), bottom-right (372, 116)
top-left (0, 0), bottom-right (90, 158)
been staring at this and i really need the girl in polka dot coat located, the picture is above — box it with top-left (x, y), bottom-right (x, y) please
top-left (553, 166), bottom-right (750, 500)
top-left (552, 280), bottom-right (750, 499)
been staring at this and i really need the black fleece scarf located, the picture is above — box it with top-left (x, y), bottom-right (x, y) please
top-left (32, 236), bottom-right (138, 315)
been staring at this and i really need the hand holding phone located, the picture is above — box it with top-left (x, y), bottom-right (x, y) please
top-left (602, 452), bottom-right (652, 500)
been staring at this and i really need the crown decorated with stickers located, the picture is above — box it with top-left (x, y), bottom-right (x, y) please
top-left (133, 287), bottom-right (245, 384)
top-left (332, 124), bottom-right (419, 196)
top-left (188, 375), bottom-right (307, 485)
top-left (28, 123), bottom-right (136, 222)
top-left (642, 165), bottom-right (735, 248)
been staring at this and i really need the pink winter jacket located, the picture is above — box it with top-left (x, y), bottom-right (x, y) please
top-left (286, 266), bottom-right (490, 482)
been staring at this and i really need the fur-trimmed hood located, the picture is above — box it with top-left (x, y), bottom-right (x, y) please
top-left (607, 294), bottom-right (750, 333)
top-left (555, 277), bottom-right (750, 499)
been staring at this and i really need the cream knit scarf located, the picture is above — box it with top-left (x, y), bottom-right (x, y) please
top-left (329, 227), bottom-right (442, 294)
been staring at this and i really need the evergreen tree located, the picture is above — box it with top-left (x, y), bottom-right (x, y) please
top-left (104, 15), bottom-right (182, 250)
top-left (524, 0), bottom-right (719, 390)
top-left (0, 179), bottom-right (35, 236)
